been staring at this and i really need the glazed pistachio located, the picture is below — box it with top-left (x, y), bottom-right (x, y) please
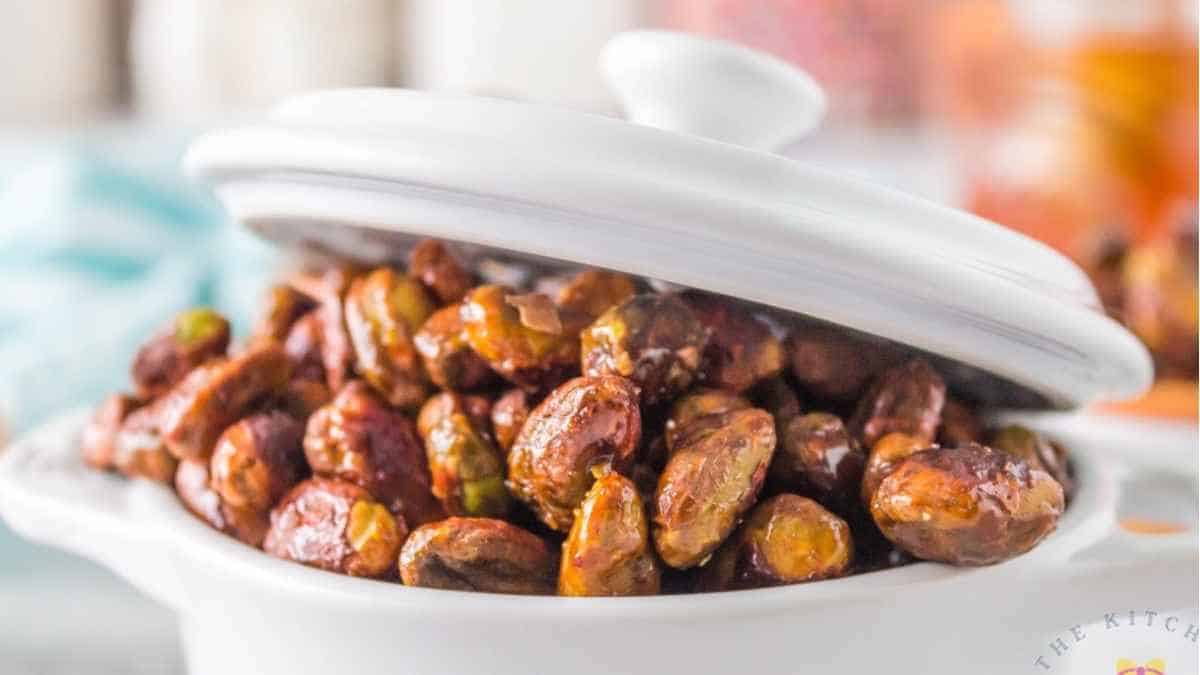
top-left (416, 392), bottom-right (493, 442)
top-left (559, 470), bottom-right (660, 597)
top-left (507, 376), bottom-right (642, 532)
top-left (460, 284), bottom-right (579, 391)
top-left (399, 517), bottom-right (556, 594)
top-left (407, 238), bottom-right (473, 305)
top-left (699, 494), bottom-right (853, 591)
top-left (581, 294), bottom-right (708, 405)
top-left (785, 324), bottom-right (898, 403)
top-left (861, 432), bottom-right (931, 506)
top-left (413, 305), bottom-right (495, 392)
top-left (663, 388), bottom-right (751, 452)
top-left (769, 412), bottom-right (864, 506)
top-left (209, 411), bottom-right (306, 512)
top-left (131, 307), bottom-right (230, 399)
top-left (425, 412), bottom-right (510, 518)
top-left (112, 401), bottom-right (178, 483)
top-left (654, 408), bottom-right (776, 569)
top-left (870, 444), bottom-right (1064, 565)
top-left (848, 358), bottom-right (946, 449)
top-left (252, 284), bottom-right (315, 343)
top-left (555, 269), bottom-right (637, 332)
top-left (490, 388), bottom-right (531, 454)
top-left (680, 291), bottom-right (784, 393)
top-left (81, 393), bottom-right (142, 471)
top-left (989, 425), bottom-right (1073, 496)
top-left (345, 267), bottom-right (435, 408)
top-left (176, 459), bottom-right (270, 547)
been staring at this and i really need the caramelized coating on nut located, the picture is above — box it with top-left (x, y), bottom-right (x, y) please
top-left (416, 392), bottom-right (493, 441)
top-left (131, 308), bottom-right (230, 399)
top-left (785, 325), bottom-right (897, 402)
top-left (989, 425), bottom-right (1073, 496)
top-left (265, 478), bottom-right (406, 578)
top-left (663, 388), bottom-right (751, 452)
top-left (508, 376), bottom-right (642, 532)
top-left (425, 412), bottom-right (510, 518)
top-left (112, 402), bottom-right (178, 483)
top-left (654, 408), bottom-right (776, 569)
top-left (209, 411), bottom-right (306, 512)
top-left (938, 398), bottom-right (983, 446)
top-left (870, 444), bottom-right (1064, 565)
top-left (407, 238), bottom-right (473, 305)
top-left (413, 305), bottom-right (495, 391)
top-left (399, 517), bottom-right (556, 594)
top-left (288, 265), bottom-right (361, 392)
top-left (848, 358), bottom-right (946, 449)
top-left (581, 294), bottom-right (708, 405)
top-left (680, 291), bottom-right (784, 393)
top-left (490, 388), bottom-right (531, 454)
top-left (559, 469), bottom-right (660, 597)
top-left (345, 267), bottom-right (435, 408)
top-left (304, 382), bottom-right (445, 526)
top-left (769, 412), bottom-right (864, 506)
top-left (861, 432), bottom-right (931, 506)
top-left (158, 342), bottom-right (292, 461)
top-left (82, 393), bottom-right (142, 470)
top-left (699, 494), bottom-right (853, 591)
top-left (555, 269), bottom-right (638, 331)
top-left (176, 459), bottom-right (270, 546)
top-left (252, 284), bottom-right (315, 343)
top-left (282, 311), bottom-right (326, 382)
top-left (461, 284), bottom-right (579, 391)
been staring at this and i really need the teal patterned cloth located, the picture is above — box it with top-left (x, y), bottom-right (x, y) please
top-left (0, 136), bottom-right (279, 436)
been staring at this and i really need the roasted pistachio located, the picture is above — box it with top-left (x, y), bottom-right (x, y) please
top-left (750, 376), bottom-right (803, 428)
top-left (861, 432), bottom-right (931, 506)
top-left (209, 411), bottom-right (306, 512)
top-left (559, 469), bottom-right (660, 597)
top-left (425, 412), bottom-right (510, 518)
top-left (399, 517), bottom-right (556, 594)
top-left (581, 294), bottom-right (708, 405)
top-left (407, 238), bottom-right (472, 305)
top-left (81, 393), bottom-right (142, 470)
top-left (252, 284), bottom-right (315, 342)
top-left (699, 494), bottom-right (853, 591)
top-left (413, 305), bottom-right (495, 391)
top-left (282, 311), bottom-right (326, 382)
top-left (345, 267), bottom-right (435, 408)
top-left (508, 375), bottom-right (642, 532)
top-left (112, 402), bottom-right (178, 483)
top-left (288, 264), bottom-right (361, 392)
top-left (555, 269), bottom-right (637, 331)
top-left (663, 388), bottom-right (751, 452)
top-left (680, 291), bottom-right (784, 393)
top-left (989, 425), bottom-right (1073, 496)
top-left (265, 478), bottom-right (407, 578)
top-left (769, 412), bottom-right (864, 506)
top-left (490, 388), bottom-right (531, 454)
top-left (175, 459), bottom-right (270, 546)
top-left (304, 381), bottom-right (444, 526)
top-left (158, 342), bottom-right (292, 460)
top-left (460, 284), bottom-right (579, 391)
top-left (785, 325), bottom-right (897, 403)
top-left (654, 408), bottom-right (776, 569)
top-left (848, 358), bottom-right (946, 449)
top-left (870, 444), bottom-right (1064, 565)
top-left (416, 392), bottom-right (493, 441)
top-left (131, 308), bottom-right (230, 399)
top-left (938, 397), bottom-right (983, 446)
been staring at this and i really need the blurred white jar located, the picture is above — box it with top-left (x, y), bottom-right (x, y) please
top-left (0, 0), bottom-right (119, 124)
top-left (131, 0), bottom-right (395, 120)
top-left (401, 0), bottom-right (645, 111)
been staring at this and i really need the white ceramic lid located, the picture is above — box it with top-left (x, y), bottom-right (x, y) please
top-left (184, 30), bottom-right (1151, 409)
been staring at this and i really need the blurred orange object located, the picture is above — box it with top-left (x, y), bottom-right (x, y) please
top-left (1098, 380), bottom-right (1198, 420)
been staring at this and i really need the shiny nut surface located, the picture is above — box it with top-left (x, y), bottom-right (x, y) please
top-left (417, 392), bottom-right (493, 441)
top-left (769, 412), bottom-right (864, 505)
top-left (653, 408), bottom-right (776, 569)
top-left (413, 305), bottom-right (495, 392)
top-left (861, 432), bottom-right (931, 506)
top-left (304, 381), bottom-right (444, 526)
top-left (664, 388), bottom-right (751, 452)
top-left (209, 411), bottom-right (306, 512)
top-left (112, 402), bottom-right (178, 483)
top-left (870, 444), bottom-right (1064, 565)
top-left (559, 470), bottom-right (660, 597)
top-left (425, 413), bottom-right (510, 518)
top-left (680, 291), bottom-right (784, 393)
top-left (989, 424), bottom-right (1073, 496)
top-left (252, 284), bottom-right (315, 343)
top-left (158, 343), bottom-right (292, 461)
top-left (581, 294), bottom-right (708, 405)
top-left (490, 388), bottom-right (531, 454)
top-left (785, 324), bottom-right (897, 403)
top-left (131, 308), bottom-right (230, 399)
top-left (848, 358), bottom-right (946, 449)
top-left (399, 517), bottom-right (556, 594)
top-left (555, 269), bottom-right (637, 331)
top-left (265, 477), bottom-right (406, 578)
top-left (700, 494), bottom-right (853, 591)
top-left (408, 238), bottom-right (473, 305)
top-left (176, 459), bottom-right (270, 546)
top-left (345, 267), bottom-right (435, 408)
top-left (508, 376), bottom-right (642, 532)
top-left (460, 284), bottom-right (579, 391)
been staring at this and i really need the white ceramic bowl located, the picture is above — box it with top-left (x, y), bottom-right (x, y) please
top-left (1, 409), bottom-right (1193, 675)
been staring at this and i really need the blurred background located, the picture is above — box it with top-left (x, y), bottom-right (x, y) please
top-left (0, 1), bottom-right (1194, 672)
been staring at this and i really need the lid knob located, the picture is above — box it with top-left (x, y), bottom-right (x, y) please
top-left (600, 30), bottom-right (827, 152)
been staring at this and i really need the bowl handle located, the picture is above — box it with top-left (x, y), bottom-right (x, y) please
top-left (0, 409), bottom-right (187, 611)
top-left (600, 30), bottom-right (827, 152)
